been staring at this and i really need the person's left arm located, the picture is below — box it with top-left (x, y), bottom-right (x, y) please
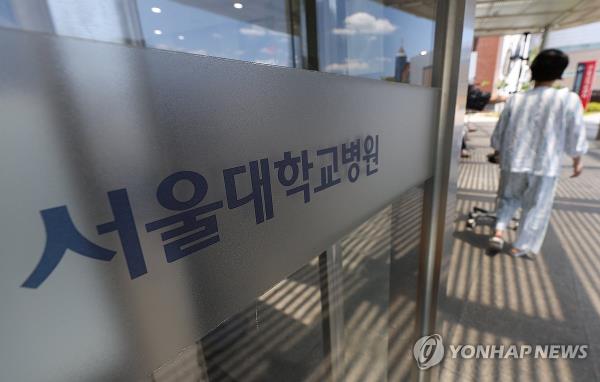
top-left (491, 97), bottom-right (511, 152)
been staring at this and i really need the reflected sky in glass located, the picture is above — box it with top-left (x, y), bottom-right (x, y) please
top-left (0, 0), bottom-right (436, 84)
top-left (317, 0), bottom-right (435, 83)
top-left (137, 0), bottom-right (295, 67)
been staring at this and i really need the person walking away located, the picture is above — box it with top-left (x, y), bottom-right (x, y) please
top-left (488, 49), bottom-right (588, 257)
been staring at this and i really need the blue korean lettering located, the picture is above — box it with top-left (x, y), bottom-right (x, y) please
top-left (342, 139), bottom-right (361, 183)
top-left (314, 146), bottom-right (341, 193)
top-left (223, 158), bottom-right (274, 224)
top-left (22, 189), bottom-right (146, 288)
top-left (146, 171), bottom-right (223, 263)
top-left (363, 135), bottom-right (379, 175)
top-left (274, 150), bottom-right (313, 203)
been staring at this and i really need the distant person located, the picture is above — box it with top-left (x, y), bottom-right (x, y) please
top-left (462, 85), bottom-right (505, 158)
top-left (489, 49), bottom-right (588, 257)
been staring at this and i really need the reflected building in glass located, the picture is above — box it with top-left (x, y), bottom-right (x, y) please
top-left (315, 0), bottom-right (435, 84)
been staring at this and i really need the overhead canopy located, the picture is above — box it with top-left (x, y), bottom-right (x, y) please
top-left (474, 0), bottom-right (600, 36)
top-left (388, 0), bottom-right (600, 36)
top-left (170, 1), bottom-right (599, 38)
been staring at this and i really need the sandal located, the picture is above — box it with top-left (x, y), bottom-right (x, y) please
top-left (489, 236), bottom-right (504, 251)
top-left (510, 248), bottom-right (531, 258)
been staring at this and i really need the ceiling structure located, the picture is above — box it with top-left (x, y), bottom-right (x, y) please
top-left (388, 0), bottom-right (600, 36)
top-left (474, 0), bottom-right (600, 36)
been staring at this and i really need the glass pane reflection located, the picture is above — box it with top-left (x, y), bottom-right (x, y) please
top-left (137, 0), bottom-right (300, 67)
top-left (317, 0), bottom-right (436, 85)
top-left (0, 0), bottom-right (300, 67)
top-left (0, 0), bottom-right (436, 85)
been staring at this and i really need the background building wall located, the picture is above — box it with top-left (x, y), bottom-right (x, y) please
top-left (473, 36), bottom-right (500, 94)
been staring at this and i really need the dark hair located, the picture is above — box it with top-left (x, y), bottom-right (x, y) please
top-left (530, 49), bottom-right (569, 82)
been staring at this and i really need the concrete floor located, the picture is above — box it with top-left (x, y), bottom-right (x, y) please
top-left (439, 119), bottom-right (600, 382)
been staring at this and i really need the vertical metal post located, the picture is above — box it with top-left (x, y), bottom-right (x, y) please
top-left (119, 0), bottom-right (146, 47)
top-left (540, 24), bottom-right (551, 50)
top-left (286, 0), bottom-right (298, 68)
top-left (319, 243), bottom-right (345, 382)
top-left (415, 0), bottom-right (475, 381)
top-left (302, 0), bottom-right (320, 70)
top-left (513, 32), bottom-right (531, 93)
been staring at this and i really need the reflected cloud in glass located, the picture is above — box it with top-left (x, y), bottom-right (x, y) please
top-left (317, 0), bottom-right (436, 85)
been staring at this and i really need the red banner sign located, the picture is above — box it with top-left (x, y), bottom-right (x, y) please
top-left (572, 60), bottom-right (597, 109)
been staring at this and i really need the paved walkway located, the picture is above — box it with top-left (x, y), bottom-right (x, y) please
top-left (439, 119), bottom-right (600, 381)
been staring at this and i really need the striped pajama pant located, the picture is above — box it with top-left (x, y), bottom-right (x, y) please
top-left (495, 170), bottom-right (559, 254)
